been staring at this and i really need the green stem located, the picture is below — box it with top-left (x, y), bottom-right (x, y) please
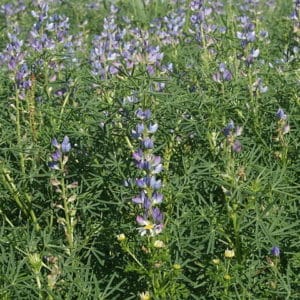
top-left (1, 166), bottom-right (27, 214)
top-left (231, 211), bottom-right (241, 262)
top-left (1, 165), bottom-right (40, 231)
top-left (0, 208), bottom-right (14, 227)
top-left (35, 273), bottom-right (43, 300)
top-left (125, 245), bottom-right (148, 272)
top-left (117, 122), bottom-right (134, 152)
top-left (14, 90), bottom-right (40, 231)
top-left (58, 92), bottom-right (71, 130)
top-left (61, 173), bottom-right (74, 251)
top-left (15, 90), bottom-right (26, 175)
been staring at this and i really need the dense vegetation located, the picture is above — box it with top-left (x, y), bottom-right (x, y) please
top-left (0, 0), bottom-right (299, 299)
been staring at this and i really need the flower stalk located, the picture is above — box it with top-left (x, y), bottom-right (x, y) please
top-left (49, 136), bottom-right (77, 252)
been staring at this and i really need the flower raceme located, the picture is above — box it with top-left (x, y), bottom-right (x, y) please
top-left (131, 109), bottom-right (164, 236)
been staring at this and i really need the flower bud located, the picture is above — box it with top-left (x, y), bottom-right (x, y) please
top-left (224, 249), bottom-right (235, 258)
top-left (117, 233), bottom-right (126, 241)
top-left (153, 240), bottom-right (165, 248)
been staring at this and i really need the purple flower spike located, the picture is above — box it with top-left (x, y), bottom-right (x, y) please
top-left (131, 105), bottom-right (164, 235)
top-left (271, 246), bottom-right (280, 257)
top-left (151, 155), bottom-right (161, 166)
top-left (61, 136), bottom-right (71, 153)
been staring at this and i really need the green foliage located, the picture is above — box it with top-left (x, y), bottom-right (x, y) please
top-left (0, 0), bottom-right (299, 299)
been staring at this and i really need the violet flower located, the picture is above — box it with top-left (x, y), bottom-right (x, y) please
top-left (271, 246), bottom-right (280, 257)
top-left (276, 108), bottom-right (287, 120)
top-left (61, 136), bottom-right (71, 153)
top-left (223, 120), bottom-right (235, 137)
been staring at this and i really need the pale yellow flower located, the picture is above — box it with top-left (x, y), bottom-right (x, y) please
top-left (139, 291), bottom-right (151, 300)
top-left (224, 249), bottom-right (235, 258)
top-left (116, 233), bottom-right (126, 241)
top-left (212, 258), bottom-right (220, 265)
top-left (153, 240), bottom-right (165, 248)
top-left (173, 263), bottom-right (181, 270)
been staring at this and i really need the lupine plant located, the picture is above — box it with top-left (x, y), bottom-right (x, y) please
top-left (49, 136), bottom-right (78, 253)
top-left (0, 0), bottom-right (299, 299)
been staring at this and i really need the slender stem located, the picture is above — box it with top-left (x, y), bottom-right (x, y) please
top-left (117, 122), bottom-right (135, 152)
top-left (0, 208), bottom-right (14, 227)
top-left (15, 89), bottom-right (26, 175)
top-left (35, 273), bottom-right (43, 299)
top-left (58, 92), bottom-right (71, 130)
top-left (125, 246), bottom-right (147, 272)
top-left (13, 89), bottom-right (41, 231)
top-left (1, 166), bottom-right (27, 214)
top-left (61, 173), bottom-right (73, 250)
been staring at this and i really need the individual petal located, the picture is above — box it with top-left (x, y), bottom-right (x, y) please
top-left (136, 215), bottom-right (147, 226)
